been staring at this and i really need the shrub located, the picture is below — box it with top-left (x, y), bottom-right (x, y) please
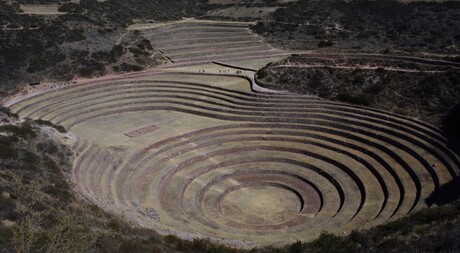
top-left (310, 232), bottom-right (348, 253)
top-left (336, 93), bottom-right (372, 106)
top-left (0, 123), bottom-right (36, 139)
top-left (21, 150), bottom-right (40, 169)
top-left (0, 227), bottom-right (12, 246)
top-left (363, 82), bottom-right (385, 94)
top-left (0, 143), bottom-right (19, 159)
top-left (116, 239), bottom-right (144, 253)
top-left (36, 142), bottom-right (58, 155)
top-left (163, 234), bottom-right (180, 245)
top-left (116, 63), bottom-right (143, 72)
top-left (0, 107), bottom-right (18, 118)
top-left (107, 219), bottom-right (122, 233)
top-left (256, 68), bottom-right (269, 79)
top-left (26, 52), bottom-right (66, 73)
top-left (318, 40), bottom-right (334, 48)
top-left (34, 119), bottom-right (67, 133)
top-left (287, 240), bottom-right (304, 253)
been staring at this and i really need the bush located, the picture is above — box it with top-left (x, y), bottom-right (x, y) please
top-left (318, 40), bottom-right (334, 48)
top-left (26, 52), bottom-right (66, 73)
top-left (310, 232), bottom-right (352, 253)
top-left (336, 92), bottom-right (372, 106)
top-left (256, 68), bottom-right (269, 79)
top-left (115, 63), bottom-right (143, 72)
top-left (34, 119), bottom-right (67, 133)
top-left (36, 142), bottom-right (58, 154)
top-left (363, 82), bottom-right (385, 94)
top-left (21, 150), bottom-right (40, 170)
top-left (0, 143), bottom-right (19, 159)
top-left (287, 240), bottom-right (303, 253)
top-left (0, 123), bottom-right (36, 139)
top-left (0, 106), bottom-right (18, 118)
top-left (0, 227), bottom-right (12, 246)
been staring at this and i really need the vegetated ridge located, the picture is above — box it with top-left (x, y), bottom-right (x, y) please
top-left (251, 0), bottom-right (460, 56)
top-left (256, 55), bottom-right (460, 126)
top-left (255, 54), bottom-right (460, 154)
top-left (0, 0), bottom-right (215, 98)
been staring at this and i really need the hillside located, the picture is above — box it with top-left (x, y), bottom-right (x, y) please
top-left (251, 0), bottom-right (460, 56)
top-left (1, 0), bottom-right (460, 252)
top-left (0, 0), bottom-right (214, 98)
top-left (255, 55), bottom-right (460, 150)
top-left (256, 55), bottom-right (460, 124)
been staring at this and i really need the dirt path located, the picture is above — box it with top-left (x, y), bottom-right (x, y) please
top-left (212, 61), bottom-right (293, 94)
top-left (5, 51), bottom-right (459, 108)
top-left (274, 64), bottom-right (445, 73)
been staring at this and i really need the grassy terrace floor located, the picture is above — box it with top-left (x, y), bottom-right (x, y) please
top-left (130, 19), bottom-right (291, 67)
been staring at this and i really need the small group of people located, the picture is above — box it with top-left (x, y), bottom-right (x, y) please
top-left (197, 68), bottom-right (245, 75)
top-left (218, 69), bottom-right (231, 73)
top-left (48, 80), bottom-right (77, 89)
